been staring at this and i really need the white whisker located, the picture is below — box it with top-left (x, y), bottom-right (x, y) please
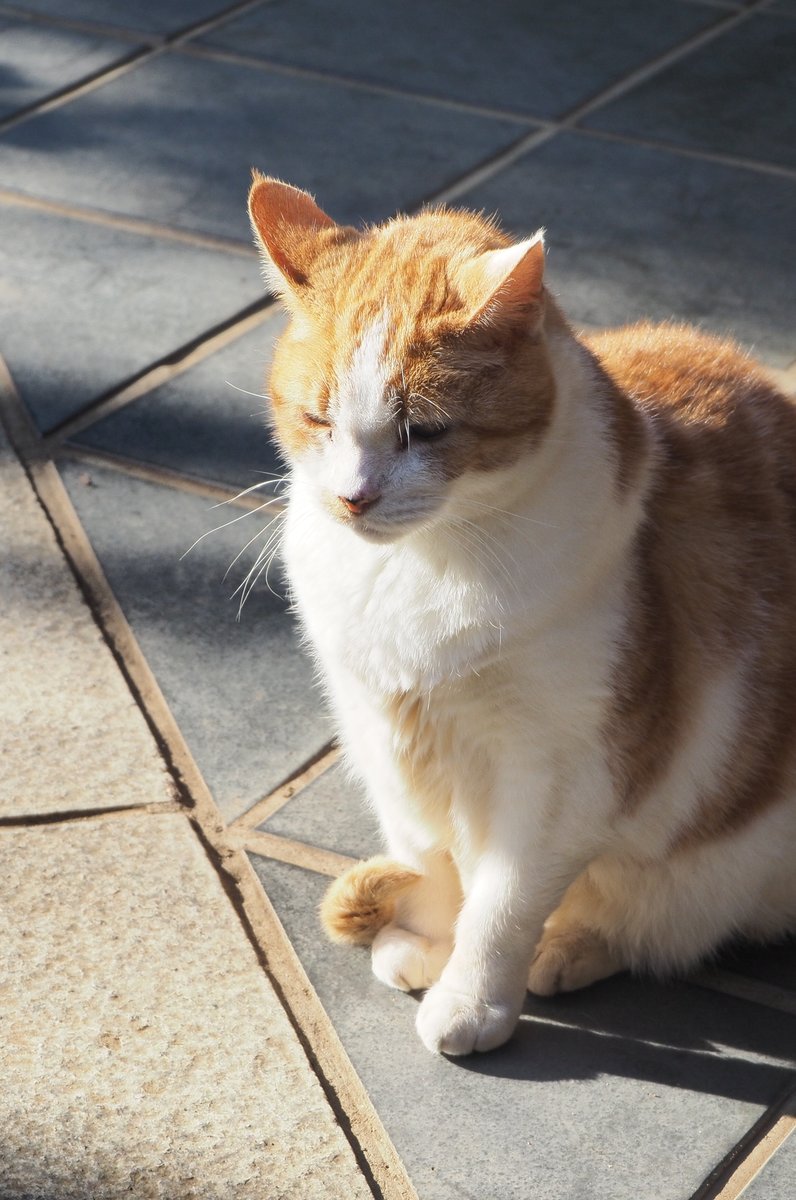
top-left (211, 477), bottom-right (287, 510)
top-left (181, 497), bottom-right (282, 558)
top-left (224, 379), bottom-right (271, 401)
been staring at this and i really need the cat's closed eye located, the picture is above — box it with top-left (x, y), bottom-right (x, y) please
top-left (399, 423), bottom-right (449, 449)
top-left (303, 411), bottom-right (332, 433)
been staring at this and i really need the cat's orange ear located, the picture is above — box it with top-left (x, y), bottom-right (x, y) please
top-left (248, 172), bottom-right (348, 301)
top-left (455, 231), bottom-right (546, 329)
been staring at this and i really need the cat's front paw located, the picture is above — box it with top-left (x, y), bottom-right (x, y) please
top-left (415, 983), bottom-right (520, 1056)
top-left (371, 925), bottom-right (451, 992)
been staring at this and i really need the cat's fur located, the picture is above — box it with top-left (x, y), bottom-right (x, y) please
top-left (248, 175), bottom-right (796, 1055)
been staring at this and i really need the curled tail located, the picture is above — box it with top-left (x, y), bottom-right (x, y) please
top-left (320, 856), bottom-right (422, 946)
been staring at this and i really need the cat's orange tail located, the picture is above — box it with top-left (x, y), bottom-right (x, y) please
top-left (320, 856), bottom-right (422, 945)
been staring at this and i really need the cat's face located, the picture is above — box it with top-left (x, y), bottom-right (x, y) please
top-left (249, 176), bottom-right (555, 541)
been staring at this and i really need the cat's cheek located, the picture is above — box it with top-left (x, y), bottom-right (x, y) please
top-left (415, 983), bottom-right (521, 1056)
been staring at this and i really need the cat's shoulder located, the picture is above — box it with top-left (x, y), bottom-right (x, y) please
top-left (584, 321), bottom-right (790, 428)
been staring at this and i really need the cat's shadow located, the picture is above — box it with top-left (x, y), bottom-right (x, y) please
top-left (413, 969), bottom-right (796, 1106)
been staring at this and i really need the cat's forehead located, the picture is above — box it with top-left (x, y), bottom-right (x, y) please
top-left (334, 306), bottom-right (397, 427)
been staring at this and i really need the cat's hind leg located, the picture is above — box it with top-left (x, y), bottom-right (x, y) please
top-left (528, 868), bottom-right (626, 996)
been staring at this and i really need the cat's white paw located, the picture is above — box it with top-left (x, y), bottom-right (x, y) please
top-left (527, 928), bottom-right (620, 996)
top-left (415, 983), bottom-right (520, 1055)
top-left (371, 926), bottom-right (451, 992)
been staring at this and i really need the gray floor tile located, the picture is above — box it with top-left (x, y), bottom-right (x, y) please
top-left (742, 1129), bottom-right (796, 1199)
top-left (0, 204), bottom-right (262, 432)
top-left (0, 51), bottom-right (526, 241)
top-left (584, 16), bottom-right (796, 168)
top-left (251, 857), bottom-right (796, 1200)
top-left (4, 0), bottom-right (239, 36)
top-left (73, 312), bottom-right (287, 489)
top-left (0, 16), bottom-right (139, 120)
top-left (200, 0), bottom-right (715, 120)
top-left (461, 132), bottom-right (796, 368)
top-left (59, 460), bottom-right (330, 821)
top-left (718, 937), bottom-right (796, 993)
top-left (259, 762), bottom-right (383, 860)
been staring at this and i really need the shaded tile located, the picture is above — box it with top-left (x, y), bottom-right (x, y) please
top-left (0, 51), bottom-right (527, 241)
top-left (0, 16), bottom-right (139, 120)
top-left (0, 814), bottom-right (370, 1199)
top-left (252, 857), bottom-right (796, 1200)
top-left (4, 0), bottom-right (235, 36)
top-left (584, 16), bottom-right (796, 168)
top-left (462, 132), bottom-right (796, 367)
top-left (719, 936), bottom-right (796, 993)
top-left (73, 311), bottom-right (287, 489)
top-left (0, 426), bottom-right (171, 817)
top-left (742, 1128), bottom-right (796, 1199)
top-left (200, 0), bottom-right (715, 120)
top-left (0, 203), bottom-right (262, 432)
top-left (259, 761), bottom-right (383, 861)
top-left (59, 459), bottom-right (329, 821)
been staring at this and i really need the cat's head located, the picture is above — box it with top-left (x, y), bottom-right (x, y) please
top-left (248, 174), bottom-right (556, 542)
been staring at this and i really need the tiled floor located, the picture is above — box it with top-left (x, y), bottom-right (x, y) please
top-left (1, 2), bottom-right (795, 1197)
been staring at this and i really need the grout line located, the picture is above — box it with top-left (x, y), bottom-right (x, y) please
top-left (561, 1), bottom-right (768, 127)
top-left (57, 444), bottom-right (280, 511)
top-left (41, 299), bottom-right (275, 451)
top-left (232, 742), bottom-right (341, 830)
top-left (688, 966), bottom-right (796, 1018)
top-left (711, 1114), bottom-right (795, 1200)
top-left (425, 126), bottom-right (559, 208)
top-left (571, 125), bottom-right (796, 183)
top-left (422, 0), bottom-right (768, 207)
top-left (693, 1085), bottom-right (796, 1200)
top-left (0, 0), bottom-right (272, 136)
top-left (233, 828), bottom-right (356, 878)
top-left (0, 42), bottom-right (154, 135)
top-left (0, 800), bottom-right (183, 828)
top-left (177, 41), bottom-right (542, 127)
top-left (0, 353), bottom-right (414, 1200)
top-left (209, 841), bottom-right (420, 1200)
top-left (0, 188), bottom-right (257, 257)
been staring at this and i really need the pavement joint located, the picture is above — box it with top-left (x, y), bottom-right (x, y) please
top-left (429, 0), bottom-right (769, 207)
top-left (57, 443), bottom-right (272, 510)
top-left (41, 298), bottom-right (273, 450)
top-left (231, 741), bottom-right (341, 830)
top-left (694, 1086), bottom-right (796, 1199)
top-left (0, 0), bottom-right (273, 136)
top-left (0, 800), bottom-right (184, 828)
top-left (176, 41), bottom-right (549, 127)
top-left (0, 188), bottom-right (257, 257)
top-left (234, 828), bottom-right (356, 878)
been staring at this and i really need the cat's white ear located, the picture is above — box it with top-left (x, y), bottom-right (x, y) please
top-left (457, 232), bottom-right (546, 329)
top-left (248, 173), bottom-right (346, 300)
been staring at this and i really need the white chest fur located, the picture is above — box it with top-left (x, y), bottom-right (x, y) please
top-left (283, 485), bottom-right (506, 696)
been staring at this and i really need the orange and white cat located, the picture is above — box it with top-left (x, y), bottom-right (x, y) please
top-left (248, 174), bottom-right (796, 1056)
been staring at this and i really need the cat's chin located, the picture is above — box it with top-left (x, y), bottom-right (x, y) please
top-left (347, 516), bottom-right (432, 544)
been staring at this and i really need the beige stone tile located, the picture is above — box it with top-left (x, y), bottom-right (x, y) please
top-left (0, 812), bottom-right (371, 1199)
top-left (0, 427), bottom-right (172, 816)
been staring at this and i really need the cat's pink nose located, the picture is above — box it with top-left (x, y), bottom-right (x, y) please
top-left (340, 490), bottom-right (380, 515)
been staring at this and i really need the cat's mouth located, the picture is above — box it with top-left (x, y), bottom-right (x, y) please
top-left (346, 512), bottom-right (433, 544)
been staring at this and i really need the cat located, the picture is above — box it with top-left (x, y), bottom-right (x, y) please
top-left (247, 172), bottom-right (796, 1056)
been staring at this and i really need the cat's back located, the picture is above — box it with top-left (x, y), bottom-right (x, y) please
top-left (586, 322), bottom-right (796, 462)
top-left (586, 321), bottom-right (796, 535)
